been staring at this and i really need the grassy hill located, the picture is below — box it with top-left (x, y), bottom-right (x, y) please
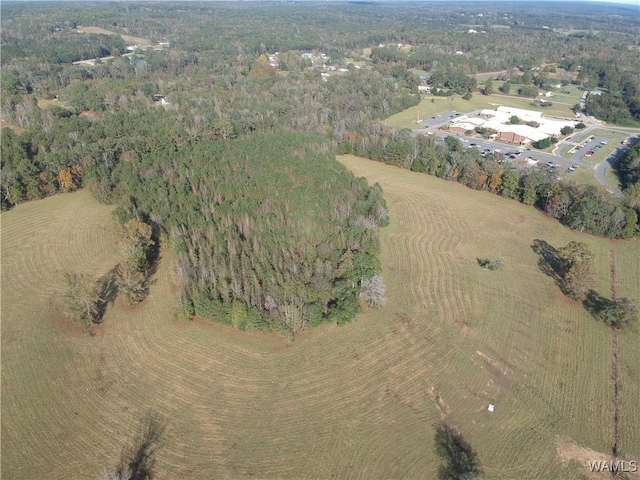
top-left (2, 166), bottom-right (638, 479)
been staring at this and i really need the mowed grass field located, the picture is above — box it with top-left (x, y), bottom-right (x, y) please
top-left (2, 169), bottom-right (639, 480)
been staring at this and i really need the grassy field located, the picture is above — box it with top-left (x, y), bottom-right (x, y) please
top-left (37, 97), bottom-right (72, 112)
top-left (2, 171), bottom-right (639, 479)
top-left (75, 26), bottom-right (151, 46)
top-left (563, 165), bottom-right (602, 188)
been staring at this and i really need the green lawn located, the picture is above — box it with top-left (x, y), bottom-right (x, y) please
top-left (606, 167), bottom-right (622, 191)
top-left (563, 165), bottom-right (601, 188)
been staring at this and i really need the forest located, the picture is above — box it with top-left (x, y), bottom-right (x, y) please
top-left (2, 1), bottom-right (640, 328)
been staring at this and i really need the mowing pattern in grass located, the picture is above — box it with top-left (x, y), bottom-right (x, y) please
top-left (2, 170), bottom-right (638, 479)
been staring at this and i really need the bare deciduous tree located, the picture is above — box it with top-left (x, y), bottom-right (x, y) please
top-left (360, 274), bottom-right (387, 308)
top-left (63, 273), bottom-right (102, 327)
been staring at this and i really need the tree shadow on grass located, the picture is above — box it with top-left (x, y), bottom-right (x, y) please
top-left (113, 413), bottom-right (167, 480)
top-left (95, 266), bottom-right (120, 323)
top-left (583, 289), bottom-right (637, 329)
top-left (434, 422), bottom-right (482, 480)
top-left (531, 239), bottom-right (563, 288)
top-left (583, 290), bottom-right (614, 319)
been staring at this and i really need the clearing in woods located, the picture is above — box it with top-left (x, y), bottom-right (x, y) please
top-left (1, 164), bottom-right (638, 479)
top-left (75, 26), bottom-right (151, 46)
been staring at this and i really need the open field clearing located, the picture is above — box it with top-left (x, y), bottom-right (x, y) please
top-left (338, 155), bottom-right (639, 479)
top-left (2, 169), bottom-right (639, 479)
top-left (36, 98), bottom-right (73, 112)
top-left (75, 26), bottom-right (151, 46)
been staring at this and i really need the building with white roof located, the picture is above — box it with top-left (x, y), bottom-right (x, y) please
top-left (449, 106), bottom-right (577, 145)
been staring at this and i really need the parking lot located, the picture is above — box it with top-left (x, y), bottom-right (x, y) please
top-left (416, 113), bottom-right (640, 186)
top-left (567, 135), bottom-right (612, 162)
top-left (420, 110), bottom-right (466, 128)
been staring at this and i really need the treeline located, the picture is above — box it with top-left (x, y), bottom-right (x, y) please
top-left (3, 2), bottom-right (639, 74)
top-left (110, 133), bottom-right (389, 333)
top-left (340, 131), bottom-right (639, 239)
top-left (1, 33), bottom-right (126, 65)
top-left (586, 93), bottom-right (640, 127)
top-left (617, 142), bottom-right (640, 203)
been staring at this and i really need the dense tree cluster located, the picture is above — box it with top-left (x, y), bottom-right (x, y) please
top-left (569, 58), bottom-right (640, 126)
top-left (115, 218), bottom-right (156, 305)
top-left (109, 133), bottom-right (388, 333)
top-left (617, 142), bottom-right (640, 204)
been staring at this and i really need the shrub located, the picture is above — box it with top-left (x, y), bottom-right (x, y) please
top-left (477, 258), bottom-right (504, 270)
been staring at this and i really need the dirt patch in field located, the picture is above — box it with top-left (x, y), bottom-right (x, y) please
top-left (49, 299), bottom-right (86, 335)
top-left (557, 436), bottom-right (640, 479)
top-left (426, 386), bottom-right (450, 420)
top-left (76, 26), bottom-right (151, 46)
top-left (0, 120), bottom-right (25, 134)
top-left (473, 350), bottom-right (513, 404)
top-left (80, 111), bottom-right (100, 121)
